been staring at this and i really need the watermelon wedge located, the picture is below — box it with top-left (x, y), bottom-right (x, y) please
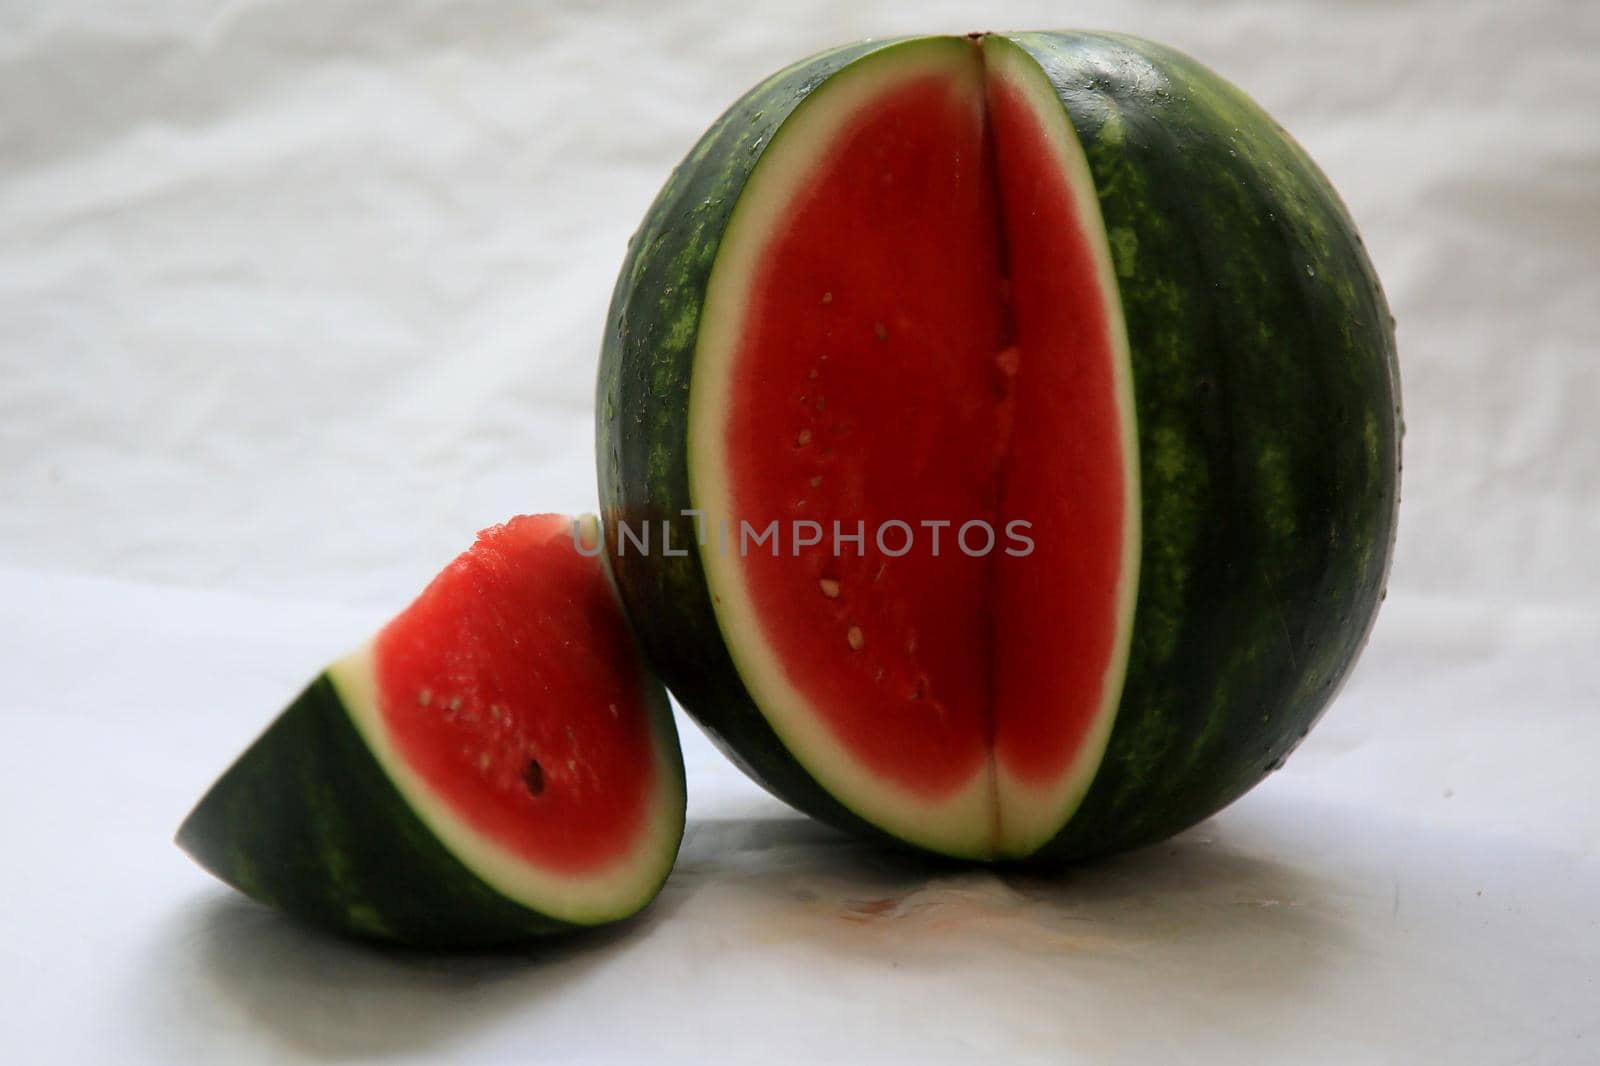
top-left (177, 515), bottom-right (686, 946)
top-left (598, 34), bottom-right (1400, 862)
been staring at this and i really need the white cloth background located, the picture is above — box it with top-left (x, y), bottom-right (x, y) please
top-left (2, 1), bottom-right (1596, 1063)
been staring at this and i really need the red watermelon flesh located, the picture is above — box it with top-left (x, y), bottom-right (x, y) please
top-left (697, 41), bottom-right (1136, 854)
top-left (373, 514), bottom-right (662, 874)
top-left (986, 76), bottom-right (1131, 788)
top-left (723, 73), bottom-right (1009, 799)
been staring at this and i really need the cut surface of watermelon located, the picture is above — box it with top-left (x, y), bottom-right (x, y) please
top-left (689, 38), bottom-right (1137, 857)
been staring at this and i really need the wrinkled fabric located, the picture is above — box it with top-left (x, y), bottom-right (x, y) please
top-left (1, 2), bottom-right (1595, 1062)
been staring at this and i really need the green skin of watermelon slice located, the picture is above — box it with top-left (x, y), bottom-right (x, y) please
top-left (598, 33), bottom-right (1401, 862)
top-left (176, 515), bottom-right (686, 947)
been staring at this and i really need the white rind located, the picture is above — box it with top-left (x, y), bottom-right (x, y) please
top-left (327, 643), bottom-right (685, 926)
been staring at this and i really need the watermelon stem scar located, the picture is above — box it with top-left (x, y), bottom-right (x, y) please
top-left (598, 33), bottom-right (1400, 864)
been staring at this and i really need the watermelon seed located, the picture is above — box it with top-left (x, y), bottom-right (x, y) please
top-left (873, 322), bottom-right (888, 342)
top-left (489, 703), bottom-right (503, 721)
top-left (478, 753), bottom-right (491, 770)
top-left (819, 578), bottom-right (841, 598)
top-left (821, 291), bottom-right (833, 304)
top-left (815, 396), bottom-right (825, 412)
top-left (448, 696), bottom-right (462, 713)
top-left (608, 703), bottom-right (619, 717)
top-left (417, 688), bottom-right (432, 707)
top-left (807, 368), bottom-right (819, 380)
top-left (796, 429), bottom-right (813, 447)
top-left (847, 625), bottom-right (865, 651)
top-left (523, 759), bottom-right (545, 796)
top-left (809, 476), bottom-right (822, 488)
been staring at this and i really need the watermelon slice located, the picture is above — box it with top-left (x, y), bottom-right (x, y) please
top-left (599, 34), bottom-right (1400, 861)
top-left (177, 514), bottom-right (686, 946)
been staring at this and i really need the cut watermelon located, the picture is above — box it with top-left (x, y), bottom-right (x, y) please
top-left (177, 514), bottom-right (685, 945)
top-left (599, 34), bottom-right (1400, 862)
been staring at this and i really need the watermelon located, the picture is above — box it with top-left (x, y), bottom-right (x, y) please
top-left (598, 33), bottom-right (1400, 862)
top-left (176, 515), bottom-right (686, 946)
